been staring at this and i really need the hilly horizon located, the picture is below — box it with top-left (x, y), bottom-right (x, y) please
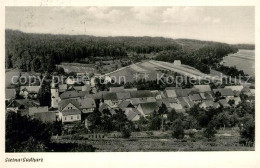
top-left (5, 29), bottom-right (255, 48)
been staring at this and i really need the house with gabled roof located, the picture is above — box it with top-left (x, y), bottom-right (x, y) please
top-left (175, 88), bottom-right (189, 97)
top-left (103, 92), bottom-right (119, 108)
top-left (188, 94), bottom-right (202, 104)
top-left (200, 92), bottom-right (214, 101)
top-left (185, 88), bottom-right (200, 95)
top-left (226, 97), bottom-right (241, 106)
top-left (218, 99), bottom-right (231, 108)
top-left (118, 100), bottom-right (135, 111)
top-left (137, 102), bottom-right (159, 117)
top-left (125, 108), bottom-right (141, 121)
top-left (225, 85), bottom-right (244, 92)
top-left (213, 88), bottom-right (234, 98)
top-left (78, 98), bottom-right (96, 114)
top-left (165, 88), bottom-right (177, 98)
top-left (6, 99), bottom-right (39, 114)
top-left (129, 90), bottom-right (154, 98)
top-left (58, 99), bottom-right (81, 123)
top-left (200, 100), bottom-right (220, 109)
top-left (60, 90), bottom-right (80, 100)
top-left (193, 85), bottom-right (211, 93)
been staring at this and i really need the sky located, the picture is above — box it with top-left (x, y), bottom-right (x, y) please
top-left (5, 6), bottom-right (255, 44)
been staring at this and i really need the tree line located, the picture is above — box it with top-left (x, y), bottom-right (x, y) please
top-left (6, 29), bottom-right (239, 74)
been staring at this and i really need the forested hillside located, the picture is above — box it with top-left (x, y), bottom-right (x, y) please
top-left (5, 29), bottom-right (239, 73)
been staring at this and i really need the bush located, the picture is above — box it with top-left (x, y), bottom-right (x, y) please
top-left (121, 126), bottom-right (131, 138)
top-left (203, 121), bottom-right (217, 140)
top-left (172, 119), bottom-right (184, 139)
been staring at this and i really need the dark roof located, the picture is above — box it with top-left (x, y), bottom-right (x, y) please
top-left (28, 106), bottom-right (49, 116)
top-left (218, 99), bottom-right (230, 107)
top-left (58, 99), bottom-right (80, 111)
top-left (125, 109), bottom-right (139, 121)
top-left (129, 90), bottom-right (153, 98)
top-left (185, 88), bottom-right (200, 95)
top-left (5, 89), bottom-right (16, 100)
top-left (139, 102), bottom-right (159, 115)
top-left (60, 90), bottom-right (80, 99)
top-left (118, 100), bottom-right (134, 110)
top-left (175, 88), bottom-right (188, 97)
top-left (213, 88), bottom-right (234, 97)
top-left (34, 112), bottom-right (56, 123)
top-left (7, 99), bottom-right (39, 109)
top-left (109, 86), bottom-right (124, 92)
top-left (61, 109), bottom-right (81, 116)
top-left (103, 92), bottom-right (117, 100)
top-left (79, 98), bottom-right (96, 109)
top-left (194, 85), bottom-right (211, 93)
top-left (116, 92), bottom-right (131, 100)
top-left (189, 94), bottom-right (202, 101)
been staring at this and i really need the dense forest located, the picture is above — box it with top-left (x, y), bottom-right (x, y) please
top-left (5, 29), bottom-right (249, 74)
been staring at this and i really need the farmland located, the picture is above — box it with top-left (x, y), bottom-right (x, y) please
top-left (105, 60), bottom-right (220, 83)
top-left (52, 128), bottom-right (254, 152)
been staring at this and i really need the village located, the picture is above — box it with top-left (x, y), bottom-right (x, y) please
top-left (5, 58), bottom-right (255, 143)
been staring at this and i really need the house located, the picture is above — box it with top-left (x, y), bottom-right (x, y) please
top-left (125, 108), bottom-right (141, 121)
top-left (129, 90), bottom-right (153, 98)
top-left (226, 97), bottom-right (241, 106)
top-left (103, 92), bottom-right (119, 108)
top-left (59, 109), bottom-right (81, 124)
top-left (58, 84), bottom-right (67, 93)
top-left (218, 99), bottom-right (231, 108)
top-left (118, 100), bottom-right (135, 111)
top-left (137, 102), bottom-right (159, 117)
top-left (213, 88), bottom-right (234, 98)
top-left (224, 85), bottom-right (244, 92)
top-left (58, 99), bottom-right (81, 123)
top-left (99, 103), bottom-right (111, 113)
top-left (188, 94), bottom-right (202, 103)
top-left (109, 86), bottom-right (124, 92)
top-left (200, 100), bottom-right (220, 109)
top-left (150, 90), bottom-right (162, 99)
top-left (175, 88), bottom-right (188, 97)
top-left (174, 60), bottom-right (181, 66)
top-left (183, 97), bottom-right (195, 108)
top-left (58, 99), bottom-right (80, 111)
top-left (193, 85), bottom-right (211, 93)
top-left (177, 97), bottom-right (190, 109)
top-left (165, 87), bottom-right (177, 98)
top-left (60, 90), bottom-right (80, 100)
top-left (5, 89), bottom-right (16, 100)
top-left (185, 88), bottom-right (200, 95)
top-left (200, 92), bottom-right (214, 101)
top-left (19, 86), bottom-right (41, 99)
top-left (34, 112), bottom-right (56, 123)
top-left (116, 92), bottom-right (131, 102)
top-left (28, 106), bottom-right (49, 116)
top-left (6, 99), bottom-right (39, 115)
top-left (78, 98), bottom-right (96, 114)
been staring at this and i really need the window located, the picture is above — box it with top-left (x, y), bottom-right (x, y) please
top-left (71, 116), bottom-right (73, 120)
top-left (77, 115), bottom-right (79, 119)
top-left (64, 117), bottom-right (67, 120)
